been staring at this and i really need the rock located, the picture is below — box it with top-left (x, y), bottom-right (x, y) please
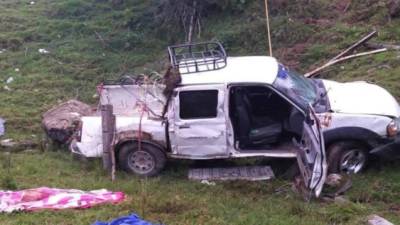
top-left (0, 139), bottom-right (17, 148)
top-left (333, 196), bottom-right (350, 204)
top-left (6, 77), bottom-right (14, 84)
top-left (200, 180), bottom-right (216, 186)
top-left (367, 214), bottom-right (394, 225)
top-left (38, 48), bottom-right (49, 54)
top-left (325, 173), bottom-right (343, 187)
top-left (3, 85), bottom-right (11, 91)
top-left (0, 139), bottom-right (38, 151)
top-left (321, 196), bottom-right (350, 204)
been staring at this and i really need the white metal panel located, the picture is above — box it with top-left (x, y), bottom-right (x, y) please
top-left (323, 79), bottom-right (400, 117)
top-left (100, 85), bottom-right (165, 116)
top-left (180, 56), bottom-right (279, 85)
top-left (74, 116), bottom-right (165, 157)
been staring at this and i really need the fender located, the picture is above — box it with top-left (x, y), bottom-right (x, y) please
top-left (323, 127), bottom-right (383, 149)
top-left (114, 130), bottom-right (166, 153)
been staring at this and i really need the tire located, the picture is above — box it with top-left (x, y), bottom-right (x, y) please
top-left (118, 142), bottom-right (166, 177)
top-left (327, 141), bottom-right (368, 174)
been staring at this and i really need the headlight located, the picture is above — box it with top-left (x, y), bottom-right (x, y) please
top-left (387, 119), bottom-right (400, 137)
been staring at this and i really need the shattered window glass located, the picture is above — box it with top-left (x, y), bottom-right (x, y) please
top-left (273, 65), bottom-right (318, 109)
top-left (179, 90), bottom-right (218, 119)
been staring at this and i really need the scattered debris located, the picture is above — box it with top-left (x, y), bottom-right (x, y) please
top-left (42, 100), bottom-right (93, 144)
top-left (0, 139), bottom-right (38, 151)
top-left (200, 180), bottom-right (216, 186)
top-left (367, 214), bottom-right (394, 225)
top-left (0, 187), bottom-right (125, 213)
top-left (92, 213), bottom-right (158, 225)
top-left (38, 48), bottom-right (49, 54)
top-left (0, 139), bottom-right (16, 148)
top-left (189, 166), bottom-right (275, 181)
top-left (292, 176), bottom-right (312, 201)
top-left (6, 77), bottom-right (14, 84)
top-left (3, 85), bottom-right (11, 91)
top-left (321, 173), bottom-right (352, 202)
top-left (325, 173), bottom-right (344, 187)
top-left (292, 173), bottom-right (353, 202)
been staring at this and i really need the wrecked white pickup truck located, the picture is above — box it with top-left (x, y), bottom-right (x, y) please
top-left (69, 42), bottom-right (400, 196)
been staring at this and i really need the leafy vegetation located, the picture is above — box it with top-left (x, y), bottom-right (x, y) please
top-left (1, 0), bottom-right (400, 224)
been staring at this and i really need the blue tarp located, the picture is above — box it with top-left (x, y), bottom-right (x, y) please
top-left (92, 214), bottom-right (157, 225)
top-left (0, 118), bottom-right (4, 136)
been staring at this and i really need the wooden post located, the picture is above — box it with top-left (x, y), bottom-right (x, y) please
top-left (101, 104), bottom-right (115, 173)
top-left (264, 0), bottom-right (273, 56)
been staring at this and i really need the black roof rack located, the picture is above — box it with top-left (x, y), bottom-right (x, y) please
top-left (167, 41), bottom-right (227, 74)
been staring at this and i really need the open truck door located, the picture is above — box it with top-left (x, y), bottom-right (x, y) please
top-left (296, 105), bottom-right (327, 198)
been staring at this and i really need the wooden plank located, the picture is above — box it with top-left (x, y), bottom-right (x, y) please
top-left (101, 104), bottom-right (115, 173)
top-left (304, 48), bottom-right (387, 78)
top-left (330, 30), bottom-right (377, 62)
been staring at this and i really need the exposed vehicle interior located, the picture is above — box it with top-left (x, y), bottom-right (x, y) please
top-left (229, 85), bottom-right (305, 150)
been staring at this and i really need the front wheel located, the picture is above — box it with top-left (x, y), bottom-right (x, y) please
top-left (118, 142), bottom-right (166, 177)
top-left (327, 141), bottom-right (368, 174)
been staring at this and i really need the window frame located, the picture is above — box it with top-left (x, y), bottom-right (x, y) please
top-left (178, 89), bottom-right (219, 120)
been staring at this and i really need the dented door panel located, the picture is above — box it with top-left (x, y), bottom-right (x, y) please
top-left (168, 84), bottom-right (229, 158)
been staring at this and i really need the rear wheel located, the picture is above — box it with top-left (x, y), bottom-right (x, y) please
top-left (327, 141), bottom-right (368, 174)
top-left (118, 142), bottom-right (166, 177)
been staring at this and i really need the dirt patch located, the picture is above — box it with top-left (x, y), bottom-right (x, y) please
top-left (275, 43), bottom-right (310, 70)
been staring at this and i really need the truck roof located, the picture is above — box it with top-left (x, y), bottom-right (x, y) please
top-left (180, 56), bottom-right (279, 86)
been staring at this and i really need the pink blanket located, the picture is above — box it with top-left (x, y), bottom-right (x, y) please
top-left (0, 187), bottom-right (125, 213)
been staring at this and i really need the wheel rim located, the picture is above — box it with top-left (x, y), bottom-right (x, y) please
top-left (128, 150), bottom-right (155, 175)
top-left (339, 149), bottom-right (366, 174)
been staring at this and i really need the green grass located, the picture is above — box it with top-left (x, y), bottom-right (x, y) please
top-left (1, 0), bottom-right (400, 224)
top-left (1, 151), bottom-right (400, 225)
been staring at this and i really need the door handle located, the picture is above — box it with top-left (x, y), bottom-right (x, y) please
top-left (178, 125), bottom-right (191, 129)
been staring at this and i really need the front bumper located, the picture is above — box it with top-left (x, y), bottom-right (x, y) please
top-left (370, 135), bottom-right (400, 160)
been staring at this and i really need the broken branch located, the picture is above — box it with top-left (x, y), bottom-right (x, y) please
top-left (364, 42), bottom-right (400, 51)
top-left (304, 48), bottom-right (387, 78)
top-left (330, 30), bottom-right (377, 62)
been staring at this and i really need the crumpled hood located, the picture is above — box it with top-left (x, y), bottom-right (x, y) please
top-left (322, 79), bottom-right (400, 117)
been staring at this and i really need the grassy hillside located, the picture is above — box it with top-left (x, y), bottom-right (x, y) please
top-left (1, 0), bottom-right (400, 224)
top-left (1, 0), bottom-right (400, 139)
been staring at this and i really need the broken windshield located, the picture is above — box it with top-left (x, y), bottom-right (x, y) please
top-left (272, 65), bottom-right (318, 110)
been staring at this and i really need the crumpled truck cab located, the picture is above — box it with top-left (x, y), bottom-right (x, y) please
top-left (69, 41), bottom-right (400, 197)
